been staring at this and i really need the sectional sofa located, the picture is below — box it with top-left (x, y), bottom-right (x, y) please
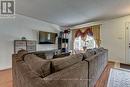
top-left (12, 48), bottom-right (108, 87)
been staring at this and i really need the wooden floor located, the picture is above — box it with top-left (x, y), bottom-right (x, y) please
top-left (95, 62), bottom-right (114, 87)
top-left (0, 62), bottom-right (114, 87)
top-left (0, 69), bottom-right (12, 87)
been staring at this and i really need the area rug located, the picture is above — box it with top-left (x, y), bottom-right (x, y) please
top-left (107, 68), bottom-right (130, 87)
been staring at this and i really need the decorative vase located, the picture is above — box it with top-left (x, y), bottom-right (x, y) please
top-left (21, 37), bottom-right (26, 40)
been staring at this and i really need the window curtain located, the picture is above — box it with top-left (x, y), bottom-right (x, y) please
top-left (72, 25), bottom-right (101, 49)
top-left (74, 27), bottom-right (93, 41)
top-left (91, 25), bottom-right (101, 47)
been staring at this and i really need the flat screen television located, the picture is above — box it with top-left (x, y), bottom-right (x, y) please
top-left (39, 31), bottom-right (57, 44)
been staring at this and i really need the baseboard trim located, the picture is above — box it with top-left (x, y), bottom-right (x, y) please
top-left (0, 68), bottom-right (12, 71)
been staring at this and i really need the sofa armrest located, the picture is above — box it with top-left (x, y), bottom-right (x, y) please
top-left (43, 61), bottom-right (88, 87)
top-left (84, 50), bottom-right (108, 87)
top-left (14, 60), bottom-right (49, 87)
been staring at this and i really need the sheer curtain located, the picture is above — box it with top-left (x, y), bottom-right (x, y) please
top-left (74, 36), bottom-right (84, 50)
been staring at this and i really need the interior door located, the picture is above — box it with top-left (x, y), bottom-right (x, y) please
top-left (125, 23), bottom-right (130, 64)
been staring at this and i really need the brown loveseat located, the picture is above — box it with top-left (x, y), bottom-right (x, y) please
top-left (12, 48), bottom-right (108, 87)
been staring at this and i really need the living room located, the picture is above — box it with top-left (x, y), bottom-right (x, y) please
top-left (0, 0), bottom-right (130, 87)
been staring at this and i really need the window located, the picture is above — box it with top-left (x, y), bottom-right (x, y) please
top-left (74, 36), bottom-right (83, 51)
top-left (85, 35), bottom-right (97, 49)
top-left (74, 35), bottom-right (97, 51)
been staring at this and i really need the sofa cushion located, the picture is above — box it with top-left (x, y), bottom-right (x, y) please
top-left (24, 54), bottom-right (51, 78)
top-left (98, 47), bottom-right (105, 52)
top-left (32, 51), bottom-right (54, 59)
top-left (83, 49), bottom-right (96, 59)
top-left (51, 54), bottom-right (83, 72)
top-left (53, 52), bottom-right (71, 59)
top-left (17, 50), bottom-right (28, 61)
top-left (45, 52), bottom-right (54, 59)
top-left (32, 52), bottom-right (47, 59)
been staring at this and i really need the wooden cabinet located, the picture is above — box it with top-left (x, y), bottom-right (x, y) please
top-left (14, 40), bottom-right (36, 53)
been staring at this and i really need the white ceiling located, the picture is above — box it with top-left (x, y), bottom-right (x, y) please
top-left (16, 0), bottom-right (130, 26)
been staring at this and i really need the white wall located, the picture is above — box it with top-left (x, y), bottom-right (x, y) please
top-left (71, 15), bottom-right (130, 63)
top-left (0, 14), bottom-right (60, 70)
top-left (101, 18), bottom-right (126, 63)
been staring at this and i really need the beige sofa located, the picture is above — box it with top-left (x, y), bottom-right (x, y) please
top-left (12, 48), bottom-right (108, 87)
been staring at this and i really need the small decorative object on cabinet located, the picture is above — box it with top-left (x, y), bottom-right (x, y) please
top-left (21, 37), bottom-right (27, 40)
top-left (14, 40), bottom-right (36, 53)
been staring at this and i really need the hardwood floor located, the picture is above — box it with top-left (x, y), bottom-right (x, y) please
top-left (0, 62), bottom-right (114, 87)
top-left (0, 69), bottom-right (12, 87)
top-left (95, 62), bottom-right (114, 87)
